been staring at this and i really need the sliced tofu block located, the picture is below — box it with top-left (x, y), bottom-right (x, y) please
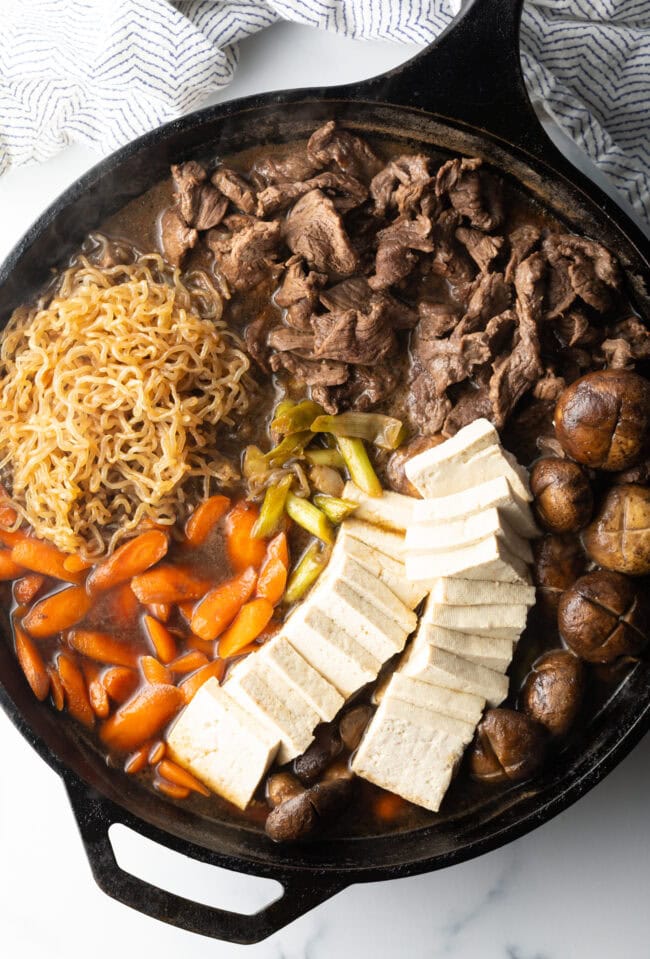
top-left (411, 444), bottom-right (531, 503)
top-left (429, 577), bottom-right (536, 608)
top-left (323, 552), bottom-right (418, 636)
top-left (283, 604), bottom-right (380, 697)
top-left (417, 623), bottom-right (513, 673)
top-left (342, 481), bottom-right (415, 532)
top-left (402, 642), bottom-right (509, 707)
top-left (405, 532), bottom-right (532, 584)
top-left (335, 527), bottom-right (429, 609)
top-left (384, 671), bottom-right (485, 725)
top-left (226, 660), bottom-right (320, 764)
top-left (311, 577), bottom-right (408, 662)
top-left (260, 636), bottom-right (344, 722)
top-left (381, 694), bottom-right (477, 743)
top-left (405, 418), bottom-right (499, 495)
top-left (342, 517), bottom-right (407, 563)
top-left (413, 475), bottom-right (538, 539)
top-left (166, 679), bottom-right (279, 810)
top-left (423, 599), bottom-right (529, 639)
top-left (405, 507), bottom-right (533, 564)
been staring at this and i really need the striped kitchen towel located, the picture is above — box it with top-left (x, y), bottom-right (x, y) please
top-left (0, 0), bottom-right (648, 223)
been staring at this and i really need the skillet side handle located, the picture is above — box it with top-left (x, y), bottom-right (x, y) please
top-left (64, 778), bottom-right (347, 945)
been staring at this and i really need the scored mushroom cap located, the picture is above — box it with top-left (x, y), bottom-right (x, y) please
top-left (558, 570), bottom-right (647, 663)
top-left (583, 484), bottom-right (650, 576)
top-left (469, 708), bottom-right (546, 783)
top-left (521, 649), bottom-right (585, 737)
top-left (530, 457), bottom-right (593, 533)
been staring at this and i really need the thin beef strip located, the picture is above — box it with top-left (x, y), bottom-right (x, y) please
top-left (443, 383), bottom-right (494, 435)
top-left (284, 189), bottom-right (358, 276)
top-left (369, 154), bottom-right (434, 217)
top-left (207, 219), bottom-right (282, 292)
top-left (211, 167), bottom-right (257, 215)
top-left (320, 279), bottom-right (418, 330)
top-left (160, 208), bottom-right (198, 266)
top-left (604, 315), bottom-right (650, 361)
top-left (307, 121), bottom-right (382, 181)
top-left (407, 369), bottom-right (453, 434)
top-left (504, 224), bottom-right (541, 282)
top-left (171, 161), bottom-right (228, 231)
top-left (456, 227), bottom-right (504, 273)
top-left (267, 328), bottom-right (316, 353)
top-left (312, 300), bottom-right (396, 366)
top-left (428, 210), bottom-right (476, 302)
top-left (368, 214), bottom-right (433, 290)
top-left (313, 364), bottom-right (400, 414)
top-left (252, 148), bottom-right (321, 187)
top-left (435, 157), bottom-right (504, 231)
top-left (275, 257), bottom-right (326, 330)
top-left (542, 233), bottom-right (621, 314)
top-left (257, 172), bottom-right (367, 217)
top-left (269, 351), bottom-right (348, 387)
top-left (461, 272), bottom-right (512, 330)
top-left (417, 301), bottom-right (461, 338)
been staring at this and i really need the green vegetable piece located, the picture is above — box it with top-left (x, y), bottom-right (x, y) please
top-left (264, 430), bottom-right (314, 468)
top-left (337, 436), bottom-right (383, 498)
top-left (284, 541), bottom-right (331, 605)
top-left (313, 494), bottom-right (359, 525)
top-left (251, 475), bottom-right (293, 539)
top-left (271, 400), bottom-right (324, 437)
top-left (242, 445), bottom-right (268, 481)
top-left (285, 491), bottom-right (334, 545)
top-left (310, 412), bottom-right (407, 450)
top-left (304, 448), bottom-right (346, 469)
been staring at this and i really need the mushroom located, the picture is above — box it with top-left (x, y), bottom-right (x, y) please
top-left (583, 483), bottom-right (650, 576)
top-left (469, 708), bottom-right (546, 783)
top-left (521, 649), bottom-right (585, 737)
top-left (554, 369), bottom-right (650, 471)
top-left (530, 457), bottom-right (593, 533)
top-left (386, 434), bottom-right (445, 497)
top-left (532, 534), bottom-right (585, 621)
top-left (265, 777), bottom-right (353, 842)
top-left (339, 704), bottom-right (374, 751)
top-left (266, 771), bottom-right (304, 808)
top-left (558, 570), bottom-right (647, 663)
top-left (293, 724), bottom-right (342, 786)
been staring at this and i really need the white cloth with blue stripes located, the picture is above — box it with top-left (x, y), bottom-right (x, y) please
top-left (1, 0), bottom-right (648, 222)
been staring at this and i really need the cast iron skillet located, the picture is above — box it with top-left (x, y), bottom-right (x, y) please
top-left (1, 0), bottom-right (650, 944)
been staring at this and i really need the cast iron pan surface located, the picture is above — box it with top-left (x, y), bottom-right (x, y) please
top-left (1, 0), bottom-right (650, 943)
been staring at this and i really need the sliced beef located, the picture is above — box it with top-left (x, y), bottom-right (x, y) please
top-left (171, 161), bottom-right (228, 231)
top-left (269, 351), bottom-right (348, 387)
top-left (313, 364), bottom-right (399, 414)
top-left (532, 374), bottom-right (566, 402)
top-left (462, 272), bottom-right (512, 329)
top-left (369, 154), bottom-right (434, 217)
top-left (160, 208), bottom-right (198, 267)
top-left (601, 337), bottom-right (634, 369)
top-left (312, 301), bottom-right (396, 366)
top-left (443, 384), bottom-right (494, 434)
top-left (368, 215), bottom-right (433, 290)
top-left (407, 370), bottom-right (452, 434)
top-left (505, 224), bottom-right (541, 283)
top-left (417, 301), bottom-right (461, 338)
top-left (211, 168), bottom-right (257, 215)
top-left (435, 157), bottom-right (504, 231)
top-left (456, 227), bottom-right (504, 273)
top-left (207, 219), bottom-right (282, 292)
top-left (284, 189), bottom-right (358, 276)
top-left (307, 121), bottom-right (382, 181)
top-left (257, 172), bottom-right (367, 217)
top-left (267, 328), bottom-right (316, 353)
top-left (553, 310), bottom-right (593, 348)
top-left (320, 279), bottom-right (417, 330)
top-left (275, 257), bottom-right (326, 331)
top-left (542, 233), bottom-right (621, 314)
top-left (252, 148), bottom-right (321, 186)
top-left (607, 316), bottom-right (650, 360)
top-left (429, 210), bottom-right (476, 301)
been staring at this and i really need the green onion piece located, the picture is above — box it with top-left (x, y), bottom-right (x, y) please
top-left (304, 448), bottom-right (346, 469)
top-left (242, 445), bottom-right (268, 481)
top-left (337, 436), bottom-right (383, 498)
top-left (310, 412), bottom-right (408, 450)
top-left (284, 541), bottom-right (331, 605)
top-left (271, 400), bottom-right (324, 437)
top-left (313, 494), bottom-right (359, 525)
top-left (264, 430), bottom-right (314, 468)
top-left (251, 475), bottom-right (293, 539)
top-left (285, 491), bottom-right (334, 545)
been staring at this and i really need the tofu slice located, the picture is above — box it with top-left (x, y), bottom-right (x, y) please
top-left (342, 517), bottom-right (407, 563)
top-left (423, 599), bottom-right (529, 639)
top-left (405, 532), bottom-right (532, 584)
top-left (335, 527), bottom-right (429, 609)
top-left (311, 577), bottom-right (408, 661)
top-left (429, 577), bottom-right (536, 608)
top-left (402, 643), bottom-right (509, 707)
top-left (283, 604), bottom-right (380, 697)
top-left (417, 623), bottom-right (514, 672)
top-left (259, 636), bottom-right (344, 722)
top-left (323, 552), bottom-right (418, 636)
top-left (405, 507), bottom-right (533, 564)
top-left (166, 680), bottom-right (279, 810)
top-left (226, 659), bottom-right (320, 764)
top-left (384, 672), bottom-right (485, 726)
top-left (411, 444), bottom-right (531, 502)
top-left (405, 418), bottom-right (499, 495)
top-left (412, 475), bottom-right (538, 539)
top-left (342, 481), bottom-right (415, 532)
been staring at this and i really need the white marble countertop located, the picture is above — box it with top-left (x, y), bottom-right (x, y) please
top-left (1, 20), bottom-right (649, 959)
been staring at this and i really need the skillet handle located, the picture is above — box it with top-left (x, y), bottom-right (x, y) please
top-left (65, 778), bottom-right (347, 945)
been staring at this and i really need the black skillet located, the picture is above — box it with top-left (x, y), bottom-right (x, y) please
top-left (1, 0), bottom-right (650, 945)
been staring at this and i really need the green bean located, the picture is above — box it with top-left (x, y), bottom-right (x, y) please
top-left (313, 494), bottom-right (359, 525)
top-left (285, 492), bottom-right (334, 545)
top-left (337, 436), bottom-right (383, 498)
top-left (310, 412), bottom-right (407, 450)
top-left (251, 475), bottom-right (293, 538)
top-left (304, 447), bottom-right (346, 469)
top-left (271, 400), bottom-right (324, 437)
top-left (264, 430), bottom-right (314, 468)
top-left (284, 541), bottom-right (331, 605)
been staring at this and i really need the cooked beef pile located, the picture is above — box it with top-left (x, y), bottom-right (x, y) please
top-left (162, 122), bottom-right (649, 430)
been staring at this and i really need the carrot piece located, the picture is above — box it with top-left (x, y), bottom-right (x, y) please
top-left (140, 655), bottom-right (172, 685)
top-left (0, 485), bottom-right (17, 528)
top-left (125, 744), bottom-right (150, 775)
top-left (11, 539), bottom-right (83, 584)
top-left (256, 556), bottom-right (287, 606)
top-left (190, 567), bottom-right (257, 641)
top-left (177, 601), bottom-right (195, 623)
top-left (57, 653), bottom-right (94, 727)
top-left (153, 778), bottom-right (190, 800)
top-left (142, 615), bottom-right (177, 664)
top-left (268, 531), bottom-right (289, 569)
top-left (67, 629), bottom-right (137, 668)
top-left (22, 585), bottom-right (93, 639)
top-left (148, 740), bottom-right (166, 765)
top-left (256, 620), bottom-right (281, 646)
top-left (168, 650), bottom-right (209, 675)
top-left (0, 549), bottom-right (25, 580)
top-left (158, 759), bottom-right (210, 797)
top-left (108, 583), bottom-right (141, 621)
top-left (217, 598), bottom-right (274, 659)
top-left (64, 554), bottom-right (93, 573)
top-left (186, 633), bottom-right (216, 657)
top-left (185, 495), bottom-right (231, 546)
top-left (13, 573), bottom-right (45, 605)
top-left (47, 664), bottom-right (65, 710)
top-left (0, 528), bottom-right (29, 549)
top-left (100, 684), bottom-right (184, 752)
top-left (179, 659), bottom-right (225, 703)
top-left (83, 662), bottom-right (111, 719)
top-left (225, 501), bottom-right (268, 572)
top-left (374, 792), bottom-right (406, 822)
top-left (14, 625), bottom-right (49, 701)
top-left (85, 530), bottom-right (168, 596)
top-left (147, 602), bottom-right (171, 623)
top-left (228, 641), bottom-right (260, 658)
top-left (102, 666), bottom-right (139, 704)
top-left (131, 565), bottom-right (212, 605)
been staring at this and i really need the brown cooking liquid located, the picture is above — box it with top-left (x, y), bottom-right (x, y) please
top-left (6, 134), bottom-right (636, 839)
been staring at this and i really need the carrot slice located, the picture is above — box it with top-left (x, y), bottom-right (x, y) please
top-left (86, 530), bottom-right (168, 596)
top-left (0, 549), bottom-right (25, 580)
top-left (147, 602), bottom-right (171, 623)
top-left (374, 792), bottom-right (406, 822)
top-left (0, 485), bottom-right (18, 528)
top-left (67, 629), bottom-right (137, 668)
top-left (0, 528), bottom-right (29, 549)
top-left (102, 666), bottom-right (139, 704)
top-left (179, 659), bottom-right (225, 703)
top-left (168, 650), bottom-right (209, 675)
top-left (142, 615), bottom-right (177, 664)
top-left (140, 655), bottom-right (172, 685)
top-left (107, 583), bottom-right (141, 622)
top-left (148, 740), bottom-right (166, 765)
top-left (83, 662), bottom-right (111, 719)
top-left (125, 744), bottom-right (150, 775)
top-left (57, 653), bottom-right (94, 727)
top-left (64, 554), bottom-right (93, 573)
top-left (190, 567), bottom-right (257, 641)
top-left (268, 531), bottom-right (289, 569)
top-left (225, 501), bottom-right (268, 572)
top-left (158, 759), bottom-right (210, 797)
top-left (177, 601), bottom-right (195, 623)
top-left (217, 598), bottom-right (274, 659)
top-left (100, 684), bottom-right (184, 752)
top-left (131, 565), bottom-right (212, 605)
top-left (47, 664), bottom-right (65, 710)
top-left (153, 778), bottom-right (190, 800)
top-left (256, 556), bottom-right (287, 606)
top-left (186, 634), bottom-right (216, 657)
top-left (22, 585), bottom-right (93, 639)
top-left (13, 573), bottom-right (45, 605)
top-left (14, 625), bottom-right (49, 701)
top-left (185, 495), bottom-right (231, 546)
top-left (11, 539), bottom-right (83, 584)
